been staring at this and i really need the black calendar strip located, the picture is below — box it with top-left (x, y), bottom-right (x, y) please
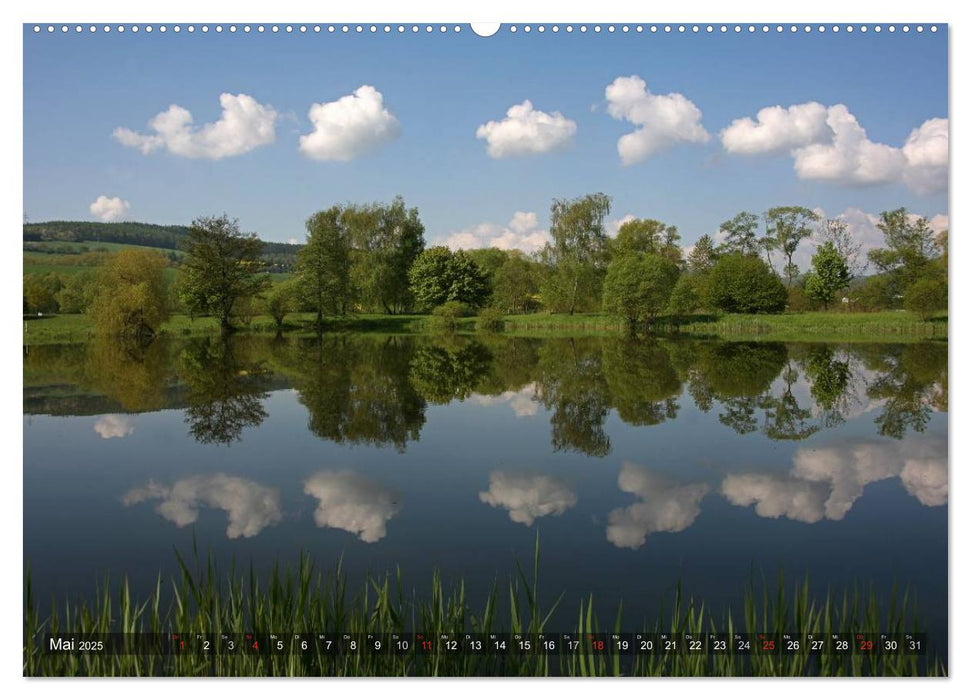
top-left (43, 632), bottom-right (927, 656)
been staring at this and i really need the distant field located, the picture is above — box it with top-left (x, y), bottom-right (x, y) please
top-left (24, 240), bottom-right (184, 256)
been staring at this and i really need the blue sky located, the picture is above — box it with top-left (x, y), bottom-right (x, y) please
top-left (23, 24), bottom-right (948, 255)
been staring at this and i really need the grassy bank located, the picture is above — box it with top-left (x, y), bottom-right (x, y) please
top-left (24, 545), bottom-right (943, 677)
top-left (23, 309), bottom-right (947, 347)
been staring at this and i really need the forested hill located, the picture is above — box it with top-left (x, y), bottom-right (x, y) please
top-left (23, 220), bottom-right (302, 257)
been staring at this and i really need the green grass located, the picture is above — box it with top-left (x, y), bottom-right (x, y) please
top-left (501, 310), bottom-right (947, 341)
top-left (23, 542), bottom-right (943, 677)
top-left (22, 308), bottom-right (947, 347)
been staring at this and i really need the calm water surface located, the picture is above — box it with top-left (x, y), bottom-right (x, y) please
top-left (23, 334), bottom-right (947, 655)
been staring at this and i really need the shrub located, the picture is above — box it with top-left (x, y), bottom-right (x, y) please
top-left (704, 253), bottom-right (787, 313)
top-left (904, 278), bottom-right (947, 321)
top-left (428, 301), bottom-right (471, 331)
top-left (476, 307), bottom-right (506, 332)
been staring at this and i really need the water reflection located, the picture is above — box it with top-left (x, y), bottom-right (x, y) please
top-left (303, 470), bottom-right (401, 542)
top-left (606, 463), bottom-right (709, 549)
top-left (722, 435), bottom-right (948, 523)
top-left (94, 414), bottom-right (135, 439)
top-left (122, 474), bottom-right (283, 538)
top-left (180, 338), bottom-right (271, 444)
top-left (24, 335), bottom-right (948, 451)
top-left (479, 470), bottom-right (577, 526)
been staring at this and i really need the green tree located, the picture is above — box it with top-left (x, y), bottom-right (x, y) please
top-left (687, 234), bottom-right (718, 273)
top-left (492, 253), bottom-right (539, 313)
top-left (541, 192), bottom-right (612, 314)
top-left (299, 207), bottom-right (353, 325)
top-left (602, 253), bottom-right (680, 332)
top-left (817, 217), bottom-right (864, 277)
top-left (610, 218), bottom-right (681, 263)
top-left (263, 279), bottom-right (300, 330)
top-left (409, 246), bottom-right (490, 310)
top-left (23, 273), bottom-right (62, 314)
top-left (868, 208), bottom-right (942, 301)
top-left (55, 270), bottom-right (98, 313)
top-left (89, 249), bottom-right (170, 340)
top-left (179, 215), bottom-right (270, 332)
top-left (904, 278), bottom-right (947, 321)
top-left (348, 196), bottom-right (426, 314)
top-left (705, 253), bottom-right (787, 313)
top-left (718, 212), bottom-right (761, 257)
top-left (804, 241), bottom-right (852, 309)
top-left (764, 206), bottom-right (819, 289)
top-left (666, 275), bottom-right (700, 320)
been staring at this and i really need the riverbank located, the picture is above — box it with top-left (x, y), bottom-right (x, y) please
top-left (23, 309), bottom-right (947, 347)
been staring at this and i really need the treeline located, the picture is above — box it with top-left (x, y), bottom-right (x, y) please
top-left (24, 193), bottom-right (948, 338)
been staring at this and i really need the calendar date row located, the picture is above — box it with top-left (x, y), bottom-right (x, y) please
top-left (45, 632), bottom-right (926, 656)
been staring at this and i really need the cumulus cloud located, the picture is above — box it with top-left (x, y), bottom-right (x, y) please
top-left (299, 85), bottom-right (400, 161)
top-left (89, 195), bottom-right (131, 222)
top-left (303, 470), bottom-right (400, 543)
top-left (442, 211), bottom-right (549, 252)
top-left (722, 435), bottom-right (947, 523)
top-left (479, 470), bottom-right (577, 526)
top-left (114, 93), bottom-right (277, 159)
top-left (476, 100), bottom-right (577, 158)
top-left (721, 102), bottom-right (832, 155)
top-left (604, 75), bottom-right (710, 165)
top-left (606, 463), bottom-right (710, 549)
top-left (94, 414), bottom-right (135, 439)
top-left (122, 474), bottom-right (283, 538)
top-left (467, 384), bottom-right (539, 417)
top-left (721, 102), bottom-right (948, 194)
top-left (606, 214), bottom-right (636, 238)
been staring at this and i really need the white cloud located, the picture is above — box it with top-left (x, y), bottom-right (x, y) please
top-left (287, 237), bottom-right (299, 245)
top-left (479, 470), bottom-right (577, 526)
top-left (94, 414), bottom-right (135, 439)
top-left (604, 75), bottom-right (710, 165)
top-left (475, 100), bottom-right (577, 158)
top-left (467, 384), bottom-right (539, 417)
top-left (721, 102), bottom-right (832, 155)
top-left (721, 102), bottom-right (948, 194)
top-left (122, 474), bottom-right (283, 538)
top-left (606, 463), bottom-right (709, 549)
top-left (298, 85), bottom-right (400, 161)
top-left (89, 195), bottom-right (131, 222)
top-left (792, 105), bottom-right (906, 186)
top-left (114, 93), bottom-right (277, 159)
top-left (442, 211), bottom-right (549, 252)
top-left (303, 470), bottom-right (400, 543)
top-left (902, 118), bottom-right (949, 195)
top-left (722, 435), bottom-right (947, 523)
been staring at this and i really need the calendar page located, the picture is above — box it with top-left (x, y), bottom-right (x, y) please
top-left (20, 11), bottom-right (949, 682)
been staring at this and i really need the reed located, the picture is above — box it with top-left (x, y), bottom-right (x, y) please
top-left (24, 539), bottom-right (944, 677)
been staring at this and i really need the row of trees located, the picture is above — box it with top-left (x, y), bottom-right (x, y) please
top-left (25, 192), bottom-right (947, 339)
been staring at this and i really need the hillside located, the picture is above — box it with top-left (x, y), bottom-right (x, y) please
top-left (23, 220), bottom-right (302, 272)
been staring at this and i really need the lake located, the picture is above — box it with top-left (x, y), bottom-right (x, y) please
top-left (23, 333), bottom-right (948, 661)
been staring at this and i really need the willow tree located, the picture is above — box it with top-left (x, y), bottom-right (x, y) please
top-left (89, 248), bottom-right (170, 341)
